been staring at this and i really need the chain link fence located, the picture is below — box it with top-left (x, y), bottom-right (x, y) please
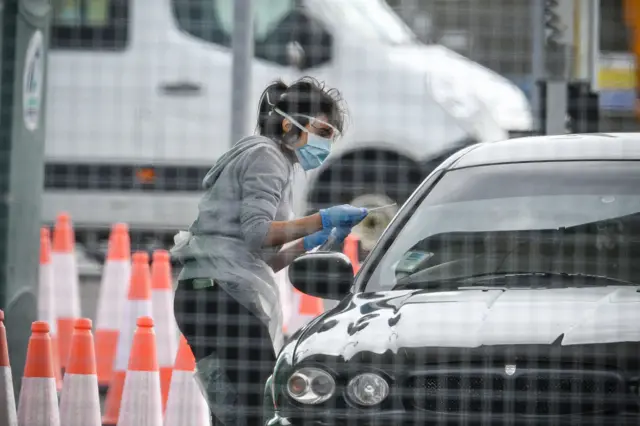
top-left (2, 0), bottom-right (639, 424)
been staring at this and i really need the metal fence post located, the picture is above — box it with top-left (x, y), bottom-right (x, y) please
top-left (230, 0), bottom-right (254, 145)
top-left (531, 0), bottom-right (546, 134)
top-left (0, 0), bottom-right (51, 397)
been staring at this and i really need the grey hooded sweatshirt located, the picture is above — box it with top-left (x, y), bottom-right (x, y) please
top-left (174, 135), bottom-right (296, 354)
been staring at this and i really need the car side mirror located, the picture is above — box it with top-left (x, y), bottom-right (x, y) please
top-left (288, 251), bottom-right (354, 300)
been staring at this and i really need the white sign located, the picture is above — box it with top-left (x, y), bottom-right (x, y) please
top-left (23, 30), bottom-right (44, 132)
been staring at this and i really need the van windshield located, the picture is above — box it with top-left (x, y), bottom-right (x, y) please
top-left (318, 0), bottom-right (418, 45)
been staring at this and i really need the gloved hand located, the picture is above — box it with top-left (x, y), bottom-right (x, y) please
top-left (319, 204), bottom-right (368, 229)
top-left (303, 228), bottom-right (332, 251)
top-left (303, 227), bottom-right (352, 251)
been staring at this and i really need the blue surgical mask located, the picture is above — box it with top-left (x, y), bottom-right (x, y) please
top-left (295, 133), bottom-right (332, 171)
top-left (273, 108), bottom-right (339, 171)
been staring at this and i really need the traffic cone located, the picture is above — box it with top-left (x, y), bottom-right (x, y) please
top-left (117, 316), bottom-right (163, 426)
top-left (95, 223), bottom-right (131, 389)
top-left (283, 289), bottom-right (324, 335)
top-left (163, 335), bottom-right (210, 426)
top-left (17, 321), bottom-right (60, 426)
top-left (59, 318), bottom-right (101, 426)
top-left (276, 269), bottom-right (295, 335)
top-left (0, 311), bottom-right (17, 426)
top-left (151, 250), bottom-right (178, 412)
top-left (51, 212), bottom-right (81, 371)
top-left (102, 252), bottom-right (153, 425)
top-left (343, 234), bottom-right (361, 274)
top-left (38, 227), bottom-right (63, 391)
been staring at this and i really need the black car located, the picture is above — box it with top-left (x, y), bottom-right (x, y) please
top-left (265, 133), bottom-right (640, 425)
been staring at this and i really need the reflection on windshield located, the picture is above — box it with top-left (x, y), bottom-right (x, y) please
top-left (321, 0), bottom-right (417, 44)
top-left (368, 161), bottom-right (640, 292)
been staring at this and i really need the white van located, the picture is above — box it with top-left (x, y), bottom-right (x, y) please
top-left (42, 0), bottom-right (532, 256)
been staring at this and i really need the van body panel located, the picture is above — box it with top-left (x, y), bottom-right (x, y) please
top-left (43, 0), bottom-right (532, 243)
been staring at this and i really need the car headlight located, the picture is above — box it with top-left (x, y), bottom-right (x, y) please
top-left (346, 373), bottom-right (390, 406)
top-left (287, 367), bottom-right (335, 405)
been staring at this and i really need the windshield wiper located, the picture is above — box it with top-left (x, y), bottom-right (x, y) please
top-left (394, 272), bottom-right (639, 291)
top-left (457, 286), bottom-right (508, 291)
top-left (456, 272), bottom-right (637, 286)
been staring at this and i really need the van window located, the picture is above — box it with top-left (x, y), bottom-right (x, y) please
top-left (51, 0), bottom-right (129, 50)
top-left (172, 0), bottom-right (333, 67)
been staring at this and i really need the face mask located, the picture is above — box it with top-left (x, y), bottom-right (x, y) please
top-left (295, 133), bottom-right (332, 170)
top-left (273, 108), bottom-right (338, 171)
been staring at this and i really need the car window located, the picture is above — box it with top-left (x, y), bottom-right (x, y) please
top-left (172, 0), bottom-right (332, 67)
top-left (51, 0), bottom-right (129, 50)
top-left (367, 161), bottom-right (640, 292)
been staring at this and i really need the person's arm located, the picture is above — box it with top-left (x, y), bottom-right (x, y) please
top-left (239, 145), bottom-right (366, 251)
top-left (268, 238), bottom-right (306, 273)
top-left (239, 147), bottom-right (305, 250)
top-left (268, 226), bottom-right (352, 272)
top-left (262, 205), bottom-right (368, 248)
top-left (263, 213), bottom-right (323, 248)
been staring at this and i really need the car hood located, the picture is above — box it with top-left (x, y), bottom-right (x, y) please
top-left (292, 286), bottom-right (640, 362)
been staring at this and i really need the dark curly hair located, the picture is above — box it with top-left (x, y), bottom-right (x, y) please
top-left (256, 76), bottom-right (347, 144)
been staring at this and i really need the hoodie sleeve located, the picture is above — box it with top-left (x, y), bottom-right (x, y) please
top-left (239, 145), bottom-right (291, 250)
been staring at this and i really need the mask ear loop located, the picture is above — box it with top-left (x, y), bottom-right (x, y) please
top-left (273, 107), bottom-right (307, 133)
top-left (271, 107), bottom-right (306, 148)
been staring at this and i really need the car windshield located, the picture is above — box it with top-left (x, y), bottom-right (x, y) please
top-left (367, 161), bottom-right (640, 292)
top-left (315, 0), bottom-right (418, 45)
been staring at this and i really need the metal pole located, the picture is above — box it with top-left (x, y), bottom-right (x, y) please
top-left (230, 0), bottom-right (254, 145)
top-left (573, 0), bottom-right (599, 90)
top-left (546, 0), bottom-right (574, 135)
top-left (531, 0), bottom-right (546, 133)
top-left (1, 0), bottom-right (50, 398)
top-left (588, 0), bottom-right (600, 91)
top-left (545, 80), bottom-right (568, 134)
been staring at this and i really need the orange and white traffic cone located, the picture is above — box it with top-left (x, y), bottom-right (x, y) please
top-left (343, 234), bottom-right (361, 274)
top-left (0, 311), bottom-right (17, 426)
top-left (117, 316), bottom-right (163, 426)
top-left (163, 335), bottom-right (210, 426)
top-left (276, 269), bottom-right (295, 333)
top-left (102, 252), bottom-right (153, 426)
top-left (95, 223), bottom-right (131, 390)
top-left (51, 213), bottom-right (81, 371)
top-left (283, 289), bottom-right (324, 336)
top-left (17, 321), bottom-right (60, 426)
top-left (59, 318), bottom-right (101, 426)
top-left (151, 249), bottom-right (178, 412)
top-left (38, 227), bottom-right (63, 391)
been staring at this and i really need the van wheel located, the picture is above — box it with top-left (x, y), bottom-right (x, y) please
top-left (306, 150), bottom-right (423, 255)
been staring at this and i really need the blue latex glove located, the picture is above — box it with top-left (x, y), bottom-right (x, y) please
top-left (332, 226), bottom-right (351, 242)
top-left (319, 204), bottom-right (368, 229)
top-left (303, 227), bottom-right (352, 251)
top-left (303, 228), bottom-right (332, 251)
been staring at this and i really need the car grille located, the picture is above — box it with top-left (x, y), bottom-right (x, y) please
top-left (406, 367), bottom-right (630, 416)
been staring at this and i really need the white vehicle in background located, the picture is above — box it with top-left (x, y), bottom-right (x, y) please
top-left (42, 0), bottom-right (532, 259)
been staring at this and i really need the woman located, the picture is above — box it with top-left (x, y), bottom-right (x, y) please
top-left (172, 76), bottom-right (368, 425)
